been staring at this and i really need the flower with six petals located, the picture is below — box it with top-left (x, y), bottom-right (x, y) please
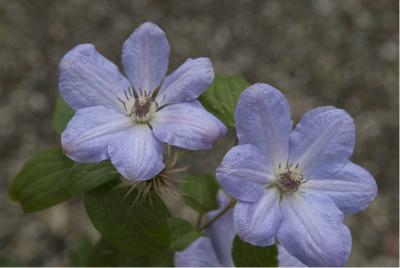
top-left (216, 83), bottom-right (377, 267)
top-left (59, 22), bottom-right (226, 181)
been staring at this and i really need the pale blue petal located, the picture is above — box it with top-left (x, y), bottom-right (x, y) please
top-left (174, 237), bottom-right (221, 267)
top-left (289, 106), bottom-right (355, 180)
top-left (122, 22), bottom-right (169, 95)
top-left (278, 245), bottom-right (307, 267)
top-left (152, 101), bottom-right (226, 150)
top-left (205, 191), bottom-right (235, 267)
top-left (234, 188), bottom-right (282, 246)
top-left (61, 106), bottom-right (132, 162)
top-left (278, 193), bottom-right (352, 267)
top-left (236, 83), bottom-right (292, 170)
top-left (304, 161), bottom-right (377, 214)
top-left (215, 189), bottom-right (231, 208)
top-left (108, 124), bottom-right (164, 181)
top-left (59, 44), bottom-right (130, 113)
top-left (216, 144), bottom-right (273, 202)
top-left (156, 58), bottom-right (214, 106)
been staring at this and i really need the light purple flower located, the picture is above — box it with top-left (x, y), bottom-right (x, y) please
top-left (216, 83), bottom-right (377, 267)
top-left (278, 245), bottom-right (306, 267)
top-left (174, 191), bottom-right (305, 267)
top-left (59, 22), bottom-right (226, 181)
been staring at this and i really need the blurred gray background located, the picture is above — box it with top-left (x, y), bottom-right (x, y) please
top-left (0, 0), bottom-right (398, 266)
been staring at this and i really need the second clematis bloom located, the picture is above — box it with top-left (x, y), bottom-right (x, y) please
top-left (174, 191), bottom-right (306, 267)
top-left (59, 22), bottom-right (226, 181)
top-left (216, 83), bottom-right (377, 267)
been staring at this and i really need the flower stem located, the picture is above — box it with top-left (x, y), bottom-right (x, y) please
top-left (195, 212), bottom-right (204, 229)
top-left (182, 194), bottom-right (209, 212)
top-left (199, 200), bottom-right (236, 231)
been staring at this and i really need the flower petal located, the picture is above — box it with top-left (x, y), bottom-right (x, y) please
top-left (59, 44), bottom-right (130, 112)
top-left (122, 22), bottom-right (170, 95)
top-left (289, 106), bottom-right (355, 180)
top-left (216, 144), bottom-right (273, 202)
top-left (236, 83), bottom-right (292, 169)
top-left (205, 191), bottom-right (235, 267)
top-left (108, 124), bottom-right (164, 181)
top-left (156, 58), bottom-right (214, 106)
top-left (174, 237), bottom-right (221, 267)
top-left (278, 245), bottom-right (307, 267)
top-left (303, 161), bottom-right (377, 214)
top-left (61, 106), bottom-right (132, 162)
top-left (152, 101), bottom-right (226, 150)
top-left (234, 188), bottom-right (282, 246)
top-left (278, 193), bottom-right (352, 267)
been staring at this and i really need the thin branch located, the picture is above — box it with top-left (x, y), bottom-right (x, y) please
top-left (180, 193), bottom-right (209, 212)
top-left (199, 200), bottom-right (236, 231)
top-left (195, 212), bottom-right (204, 230)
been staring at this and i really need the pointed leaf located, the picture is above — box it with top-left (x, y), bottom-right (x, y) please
top-left (200, 75), bottom-right (250, 128)
top-left (9, 149), bottom-right (118, 212)
top-left (180, 175), bottom-right (219, 213)
top-left (84, 182), bottom-right (170, 255)
top-left (169, 218), bottom-right (201, 251)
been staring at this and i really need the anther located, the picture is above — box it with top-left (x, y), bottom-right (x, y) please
top-left (275, 166), bottom-right (306, 193)
top-left (117, 97), bottom-right (124, 105)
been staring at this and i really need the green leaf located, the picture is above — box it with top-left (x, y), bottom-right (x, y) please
top-left (200, 74), bottom-right (250, 128)
top-left (67, 161), bottom-right (119, 196)
top-left (87, 238), bottom-right (149, 267)
top-left (87, 238), bottom-right (174, 267)
top-left (231, 235), bottom-right (278, 267)
top-left (169, 218), bottom-right (201, 251)
top-left (69, 235), bottom-right (93, 267)
top-left (52, 95), bottom-right (74, 134)
top-left (9, 149), bottom-right (118, 212)
top-left (180, 175), bottom-right (219, 213)
top-left (84, 181), bottom-right (171, 256)
top-left (9, 149), bottom-right (74, 211)
top-left (147, 249), bottom-right (174, 267)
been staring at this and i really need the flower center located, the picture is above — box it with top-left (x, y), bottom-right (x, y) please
top-left (116, 87), bottom-right (158, 123)
top-left (275, 163), bottom-right (307, 193)
top-left (133, 97), bottom-right (155, 123)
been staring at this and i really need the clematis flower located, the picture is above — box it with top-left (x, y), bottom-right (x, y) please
top-left (59, 22), bottom-right (226, 181)
top-left (174, 191), bottom-right (305, 267)
top-left (216, 83), bottom-right (377, 267)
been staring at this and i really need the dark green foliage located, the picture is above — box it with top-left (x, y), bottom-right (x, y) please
top-left (169, 217), bottom-right (201, 251)
top-left (200, 75), bottom-right (250, 128)
top-left (84, 182), bottom-right (171, 256)
top-left (180, 175), bottom-right (219, 213)
top-left (9, 149), bottom-right (118, 212)
top-left (231, 235), bottom-right (278, 267)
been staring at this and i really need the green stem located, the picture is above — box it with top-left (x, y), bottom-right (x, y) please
top-left (195, 212), bottom-right (204, 230)
top-left (199, 200), bottom-right (236, 231)
top-left (182, 194), bottom-right (209, 212)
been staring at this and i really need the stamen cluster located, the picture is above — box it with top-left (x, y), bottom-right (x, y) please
top-left (117, 87), bottom-right (157, 123)
top-left (275, 163), bottom-right (307, 193)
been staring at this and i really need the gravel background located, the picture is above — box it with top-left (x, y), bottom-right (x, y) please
top-left (0, 0), bottom-right (398, 266)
